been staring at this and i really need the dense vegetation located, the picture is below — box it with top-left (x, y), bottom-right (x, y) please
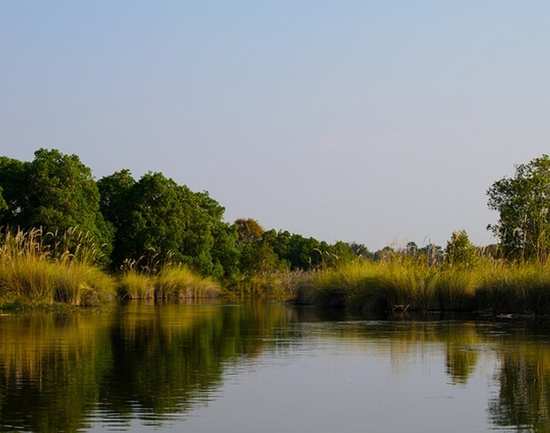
top-left (295, 256), bottom-right (550, 314)
top-left (0, 149), bottom-right (366, 306)
top-left (291, 154), bottom-right (550, 314)
top-left (2, 148), bottom-right (550, 313)
top-left (0, 228), bottom-right (115, 306)
top-left (0, 149), bottom-right (364, 279)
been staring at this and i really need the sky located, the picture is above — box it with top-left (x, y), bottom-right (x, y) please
top-left (1, 1), bottom-right (549, 250)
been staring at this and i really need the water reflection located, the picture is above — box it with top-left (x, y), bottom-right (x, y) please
top-left (0, 304), bottom-right (550, 432)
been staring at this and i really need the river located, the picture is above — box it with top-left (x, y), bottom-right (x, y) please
top-left (0, 302), bottom-right (548, 432)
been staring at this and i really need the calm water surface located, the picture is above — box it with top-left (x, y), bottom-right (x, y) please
top-left (0, 302), bottom-right (549, 433)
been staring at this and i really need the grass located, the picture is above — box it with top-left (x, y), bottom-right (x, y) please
top-left (0, 228), bottom-right (221, 306)
top-left (293, 258), bottom-right (550, 314)
top-left (118, 266), bottom-right (220, 301)
top-left (6, 227), bottom-right (550, 313)
top-left (0, 228), bottom-right (115, 306)
top-left (118, 270), bottom-right (156, 300)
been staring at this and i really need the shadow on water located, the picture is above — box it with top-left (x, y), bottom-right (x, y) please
top-left (1, 303), bottom-right (550, 432)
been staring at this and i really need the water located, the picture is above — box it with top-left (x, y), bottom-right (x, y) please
top-left (0, 303), bottom-right (549, 433)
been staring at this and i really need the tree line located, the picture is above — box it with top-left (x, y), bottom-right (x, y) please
top-left (1, 148), bottom-right (548, 279)
top-left (0, 149), bottom-right (367, 280)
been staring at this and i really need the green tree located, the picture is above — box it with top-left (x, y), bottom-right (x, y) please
top-left (326, 241), bottom-right (355, 266)
top-left (210, 222), bottom-right (240, 279)
top-left (108, 172), bottom-right (192, 268)
top-left (286, 234), bottom-right (323, 270)
top-left (97, 169), bottom-right (136, 229)
top-left (100, 171), bottom-right (235, 277)
top-left (0, 187), bottom-right (6, 214)
top-left (233, 219), bottom-right (282, 275)
top-left (488, 155), bottom-right (550, 261)
top-left (0, 149), bottom-right (113, 262)
top-left (445, 230), bottom-right (477, 267)
top-left (0, 156), bottom-right (28, 226)
top-left (349, 242), bottom-right (372, 259)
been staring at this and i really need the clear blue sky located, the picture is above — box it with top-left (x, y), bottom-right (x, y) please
top-left (1, 1), bottom-right (549, 249)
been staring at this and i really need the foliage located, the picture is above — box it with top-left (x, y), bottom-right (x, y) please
top-left (0, 149), bottom-right (113, 262)
top-left (234, 218), bottom-right (264, 242)
top-left (118, 266), bottom-right (219, 300)
top-left (445, 230), bottom-right (477, 268)
top-left (155, 266), bottom-right (220, 299)
top-left (118, 270), bottom-right (156, 300)
top-left (0, 187), bottom-right (6, 214)
top-left (0, 228), bottom-right (115, 306)
top-left (97, 168), bottom-right (135, 228)
top-left (488, 154), bottom-right (550, 261)
top-left (293, 256), bottom-right (550, 314)
top-left (99, 171), bottom-right (230, 277)
top-left (0, 148), bottom-right (369, 283)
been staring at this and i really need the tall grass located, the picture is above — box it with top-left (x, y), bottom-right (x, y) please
top-left (293, 258), bottom-right (550, 314)
top-left (118, 270), bottom-right (156, 300)
top-left (0, 228), bottom-right (115, 306)
top-left (118, 266), bottom-right (220, 301)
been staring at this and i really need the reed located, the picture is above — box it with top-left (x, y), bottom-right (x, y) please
top-left (0, 228), bottom-right (115, 306)
top-left (293, 258), bottom-right (550, 314)
top-left (155, 265), bottom-right (220, 299)
top-left (119, 266), bottom-right (220, 300)
top-left (118, 270), bottom-right (156, 300)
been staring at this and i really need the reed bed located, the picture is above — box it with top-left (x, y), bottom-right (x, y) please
top-left (118, 270), bottom-right (156, 300)
top-left (0, 228), bottom-right (115, 306)
top-left (118, 266), bottom-right (220, 301)
top-left (293, 259), bottom-right (550, 314)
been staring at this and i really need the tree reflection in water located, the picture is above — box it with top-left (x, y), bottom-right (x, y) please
top-left (1, 306), bottom-right (550, 432)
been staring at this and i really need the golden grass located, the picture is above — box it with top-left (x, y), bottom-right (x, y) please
top-left (0, 228), bottom-right (115, 306)
top-left (155, 265), bottom-right (220, 299)
top-left (294, 258), bottom-right (550, 314)
top-left (118, 270), bottom-right (156, 300)
top-left (119, 266), bottom-right (220, 301)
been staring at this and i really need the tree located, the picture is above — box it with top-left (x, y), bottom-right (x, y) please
top-left (374, 246), bottom-right (394, 261)
top-left (232, 219), bottom-right (282, 275)
top-left (0, 149), bottom-right (113, 262)
top-left (0, 187), bottom-right (6, 214)
top-left (286, 234), bottom-right (323, 270)
top-left (0, 156), bottom-right (28, 226)
top-left (488, 155), bottom-right (550, 261)
top-left (234, 219), bottom-right (264, 243)
top-left (99, 171), bottom-right (237, 277)
top-left (327, 241), bottom-right (356, 266)
top-left (210, 222), bottom-right (240, 279)
top-left (349, 242), bottom-right (372, 259)
top-left (97, 169), bottom-right (135, 228)
top-left (406, 241), bottom-right (419, 256)
top-left (445, 230), bottom-right (477, 267)
top-left (107, 172), bottom-right (191, 268)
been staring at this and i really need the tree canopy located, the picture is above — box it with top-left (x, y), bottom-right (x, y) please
top-left (445, 230), bottom-right (477, 267)
top-left (0, 148), bottom-right (368, 278)
top-left (488, 154), bottom-right (550, 261)
top-left (0, 149), bottom-right (113, 260)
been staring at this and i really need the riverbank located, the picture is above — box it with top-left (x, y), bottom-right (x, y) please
top-left (292, 259), bottom-right (550, 314)
top-left (0, 229), bottom-right (221, 308)
top-left (5, 229), bottom-right (550, 315)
